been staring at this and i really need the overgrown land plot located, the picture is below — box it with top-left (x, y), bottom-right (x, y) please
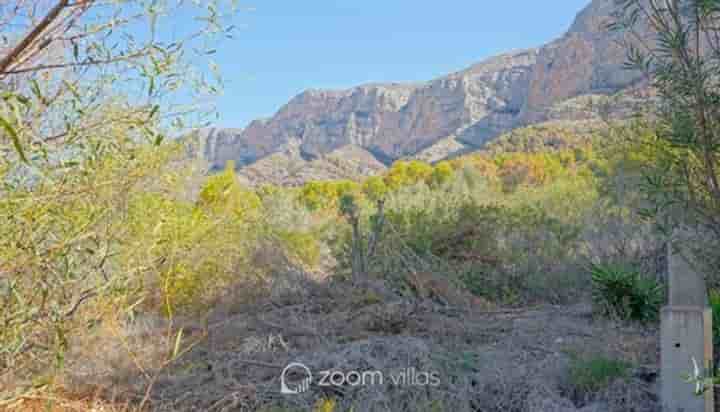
top-left (3, 0), bottom-right (720, 411)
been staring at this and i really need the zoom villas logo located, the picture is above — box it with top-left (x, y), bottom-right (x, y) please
top-left (280, 362), bottom-right (440, 394)
top-left (280, 362), bottom-right (313, 394)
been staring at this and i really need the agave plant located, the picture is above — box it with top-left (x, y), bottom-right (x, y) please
top-left (590, 263), bottom-right (664, 323)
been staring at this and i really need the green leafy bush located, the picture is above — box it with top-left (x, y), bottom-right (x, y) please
top-left (358, 181), bottom-right (587, 304)
top-left (275, 229), bottom-right (322, 267)
top-left (590, 264), bottom-right (663, 323)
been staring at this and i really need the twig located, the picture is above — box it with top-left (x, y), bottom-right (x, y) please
top-left (2, 51), bottom-right (148, 75)
top-left (63, 289), bottom-right (98, 318)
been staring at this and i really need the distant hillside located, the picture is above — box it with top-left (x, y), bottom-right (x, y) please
top-left (192, 0), bottom-right (650, 186)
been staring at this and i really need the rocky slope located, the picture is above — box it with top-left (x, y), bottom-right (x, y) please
top-left (195, 0), bottom-right (646, 185)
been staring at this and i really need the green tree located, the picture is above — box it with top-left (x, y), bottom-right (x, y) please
top-left (362, 175), bottom-right (389, 201)
top-left (429, 161), bottom-right (454, 187)
top-left (384, 160), bottom-right (433, 189)
top-left (611, 0), bottom-right (720, 277)
top-left (198, 162), bottom-right (261, 220)
top-left (0, 0), bottom-right (238, 400)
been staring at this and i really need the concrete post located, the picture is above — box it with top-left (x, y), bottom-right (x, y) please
top-left (662, 240), bottom-right (714, 412)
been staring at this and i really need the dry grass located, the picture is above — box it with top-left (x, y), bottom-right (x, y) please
top-left (2, 239), bottom-right (662, 412)
top-left (1, 390), bottom-right (144, 412)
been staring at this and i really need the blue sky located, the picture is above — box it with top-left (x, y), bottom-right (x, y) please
top-left (204, 1), bottom-right (591, 128)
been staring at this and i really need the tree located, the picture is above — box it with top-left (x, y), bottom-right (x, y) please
top-left (383, 160), bottom-right (433, 189)
top-left (0, 1), bottom-right (234, 156)
top-left (429, 161), bottom-right (454, 187)
top-left (0, 0), bottom-right (237, 400)
top-left (199, 162), bottom-right (261, 220)
top-left (362, 175), bottom-right (389, 201)
top-left (611, 0), bottom-right (720, 278)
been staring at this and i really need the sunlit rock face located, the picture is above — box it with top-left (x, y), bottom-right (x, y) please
top-left (196, 0), bottom-right (646, 183)
top-left (520, 0), bottom-right (643, 124)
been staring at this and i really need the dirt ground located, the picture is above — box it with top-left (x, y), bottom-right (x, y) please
top-left (71, 277), bottom-right (661, 412)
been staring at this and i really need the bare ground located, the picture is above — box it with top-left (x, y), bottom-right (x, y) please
top-left (63, 277), bottom-right (661, 412)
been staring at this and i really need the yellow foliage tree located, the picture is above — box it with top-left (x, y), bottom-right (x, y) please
top-left (384, 160), bottom-right (433, 189)
top-left (299, 180), bottom-right (361, 211)
top-left (362, 175), bottom-right (389, 201)
top-left (429, 161), bottom-right (454, 187)
top-left (198, 162), bottom-right (262, 221)
top-left (451, 155), bottom-right (499, 179)
top-left (496, 153), bottom-right (567, 192)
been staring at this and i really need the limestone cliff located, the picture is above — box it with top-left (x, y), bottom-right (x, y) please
top-left (195, 0), bottom-right (646, 184)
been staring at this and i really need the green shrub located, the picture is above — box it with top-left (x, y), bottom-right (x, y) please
top-left (590, 264), bottom-right (663, 323)
top-left (568, 354), bottom-right (630, 397)
top-left (276, 229), bottom-right (322, 267)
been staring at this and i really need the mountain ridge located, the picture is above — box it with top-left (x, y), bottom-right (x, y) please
top-left (194, 0), bottom-right (646, 185)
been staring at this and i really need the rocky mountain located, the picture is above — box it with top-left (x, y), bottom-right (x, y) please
top-left (195, 0), bottom-right (648, 185)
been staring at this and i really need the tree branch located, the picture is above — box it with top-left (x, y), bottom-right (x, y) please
top-left (1, 50), bottom-right (148, 75)
top-left (0, 0), bottom-right (71, 75)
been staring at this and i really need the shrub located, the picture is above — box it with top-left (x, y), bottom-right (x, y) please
top-left (363, 184), bottom-right (587, 305)
top-left (275, 229), bottom-right (322, 267)
top-left (198, 163), bottom-right (262, 220)
top-left (590, 264), bottom-right (663, 323)
top-left (568, 353), bottom-right (630, 399)
top-left (125, 174), bottom-right (261, 316)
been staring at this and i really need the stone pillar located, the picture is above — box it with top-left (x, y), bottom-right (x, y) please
top-left (662, 241), bottom-right (714, 412)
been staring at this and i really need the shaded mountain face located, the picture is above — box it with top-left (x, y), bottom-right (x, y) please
top-left (196, 0), bottom-right (645, 184)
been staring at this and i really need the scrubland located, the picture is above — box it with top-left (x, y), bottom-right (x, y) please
top-left (1, 122), bottom-right (678, 411)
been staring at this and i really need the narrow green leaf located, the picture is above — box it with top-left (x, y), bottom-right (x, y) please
top-left (0, 116), bottom-right (28, 164)
top-left (12, 93), bottom-right (30, 107)
top-left (63, 80), bottom-right (81, 100)
top-left (149, 104), bottom-right (160, 119)
top-left (30, 79), bottom-right (44, 103)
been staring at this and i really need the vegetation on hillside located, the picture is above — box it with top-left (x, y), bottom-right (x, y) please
top-left (1, 103), bottom-right (664, 408)
top-left (5, 0), bottom-right (720, 410)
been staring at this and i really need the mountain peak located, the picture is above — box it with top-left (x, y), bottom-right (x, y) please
top-left (568, 0), bottom-right (617, 34)
top-left (195, 0), bottom-right (645, 185)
